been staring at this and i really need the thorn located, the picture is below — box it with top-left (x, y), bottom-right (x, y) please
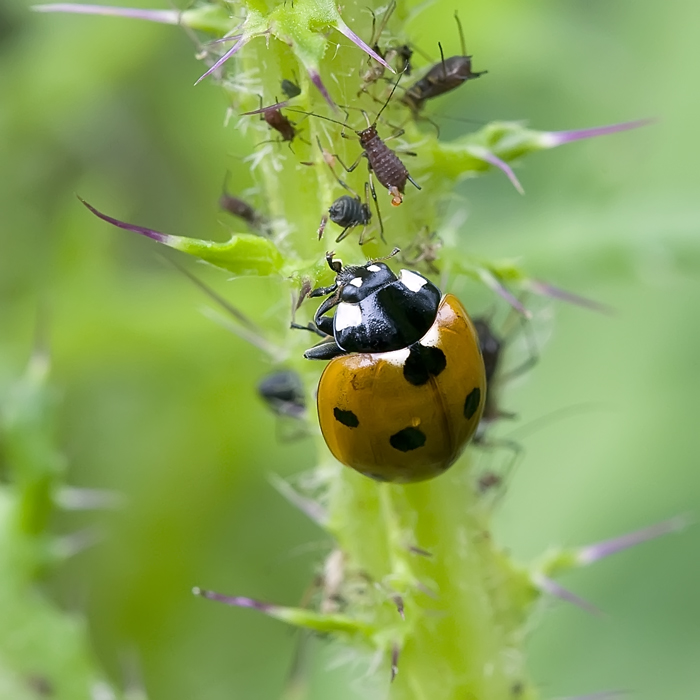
top-left (577, 516), bottom-right (689, 566)
top-left (533, 574), bottom-right (603, 616)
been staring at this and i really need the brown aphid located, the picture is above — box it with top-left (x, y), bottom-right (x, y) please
top-left (219, 174), bottom-right (270, 235)
top-left (263, 107), bottom-right (296, 142)
top-left (242, 100), bottom-right (297, 142)
top-left (402, 12), bottom-right (486, 113)
top-left (292, 78), bottom-right (420, 227)
top-left (358, 1), bottom-right (412, 93)
top-left (355, 121), bottom-right (417, 206)
top-left (337, 77), bottom-right (421, 207)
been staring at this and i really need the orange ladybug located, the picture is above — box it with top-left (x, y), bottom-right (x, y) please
top-left (304, 253), bottom-right (486, 483)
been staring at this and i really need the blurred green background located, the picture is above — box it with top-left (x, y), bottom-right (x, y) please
top-left (1, 0), bottom-right (699, 698)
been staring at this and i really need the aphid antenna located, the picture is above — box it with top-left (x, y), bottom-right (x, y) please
top-left (161, 254), bottom-right (263, 335)
top-left (286, 108), bottom-right (349, 131)
top-left (454, 10), bottom-right (467, 57)
top-left (161, 256), bottom-right (285, 359)
top-left (365, 0), bottom-right (397, 49)
top-left (369, 247), bottom-right (401, 264)
top-left (504, 401), bottom-right (613, 443)
top-left (242, 99), bottom-right (291, 116)
top-left (374, 70), bottom-right (404, 125)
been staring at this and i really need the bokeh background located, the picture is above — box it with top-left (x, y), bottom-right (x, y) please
top-left (1, 0), bottom-right (699, 698)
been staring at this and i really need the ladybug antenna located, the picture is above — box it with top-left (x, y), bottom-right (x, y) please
top-left (370, 247), bottom-right (400, 264)
top-left (325, 250), bottom-right (343, 273)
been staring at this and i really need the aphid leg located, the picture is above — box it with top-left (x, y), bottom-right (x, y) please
top-left (318, 136), bottom-right (361, 198)
top-left (335, 225), bottom-right (352, 243)
top-left (334, 151), bottom-right (364, 174)
top-left (379, 127), bottom-right (406, 142)
top-left (358, 182), bottom-right (373, 245)
top-left (367, 170), bottom-right (385, 241)
top-left (499, 313), bottom-right (540, 383)
top-left (358, 224), bottom-right (371, 245)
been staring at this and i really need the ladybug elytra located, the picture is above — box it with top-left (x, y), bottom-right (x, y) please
top-left (304, 253), bottom-right (486, 483)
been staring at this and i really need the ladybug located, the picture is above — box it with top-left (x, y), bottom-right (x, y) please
top-left (304, 252), bottom-right (486, 483)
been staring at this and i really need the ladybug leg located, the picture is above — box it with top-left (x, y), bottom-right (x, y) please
top-left (312, 294), bottom-right (341, 326)
top-left (309, 283), bottom-right (338, 299)
top-left (303, 338), bottom-right (346, 360)
top-left (313, 313), bottom-right (334, 337)
top-left (290, 321), bottom-right (327, 338)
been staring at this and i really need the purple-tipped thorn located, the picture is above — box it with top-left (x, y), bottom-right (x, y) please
top-left (540, 119), bottom-right (655, 148)
top-left (335, 20), bottom-right (392, 72)
top-left (195, 35), bottom-right (249, 86)
top-left (526, 279), bottom-right (615, 315)
top-left (577, 516), bottom-right (688, 566)
top-left (79, 197), bottom-right (171, 243)
top-left (478, 269), bottom-right (530, 318)
top-left (534, 574), bottom-right (602, 616)
top-left (390, 643), bottom-right (400, 682)
top-left (391, 595), bottom-right (405, 620)
top-left (193, 587), bottom-right (274, 613)
top-left (308, 69), bottom-right (337, 111)
top-left (32, 4), bottom-right (180, 24)
top-left (475, 150), bottom-right (524, 194)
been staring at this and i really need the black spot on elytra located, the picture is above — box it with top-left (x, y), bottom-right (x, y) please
top-left (463, 387), bottom-right (481, 419)
top-left (334, 407), bottom-right (359, 428)
top-left (390, 426), bottom-right (426, 452)
top-left (402, 344), bottom-right (447, 386)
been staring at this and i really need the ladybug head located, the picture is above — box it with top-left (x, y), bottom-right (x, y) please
top-left (309, 249), bottom-right (401, 304)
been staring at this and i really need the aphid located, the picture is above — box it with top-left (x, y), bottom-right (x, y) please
top-left (243, 98), bottom-right (297, 143)
top-left (263, 106), bottom-right (296, 142)
top-left (399, 228), bottom-right (443, 274)
top-left (319, 192), bottom-right (373, 243)
top-left (258, 370), bottom-right (306, 420)
top-left (402, 12), bottom-right (487, 113)
top-left (316, 137), bottom-right (373, 243)
top-left (471, 315), bottom-right (539, 494)
top-left (303, 252), bottom-right (486, 483)
top-left (358, 2), bottom-right (412, 93)
top-left (219, 174), bottom-right (270, 235)
top-left (280, 78), bottom-right (301, 99)
top-left (297, 78), bottom-right (421, 217)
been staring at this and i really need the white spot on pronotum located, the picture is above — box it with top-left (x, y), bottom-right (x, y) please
top-left (419, 323), bottom-right (440, 347)
top-left (335, 303), bottom-right (363, 331)
top-left (380, 347), bottom-right (411, 366)
top-left (400, 269), bottom-right (428, 293)
top-left (367, 264), bottom-right (381, 272)
top-left (350, 277), bottom-right (363, 287)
